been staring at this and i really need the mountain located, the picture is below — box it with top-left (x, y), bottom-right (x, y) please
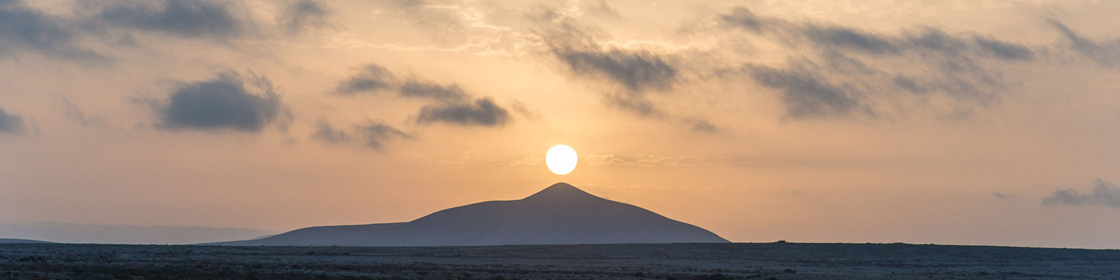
top-left (216, 183), bottom-right (729, 246)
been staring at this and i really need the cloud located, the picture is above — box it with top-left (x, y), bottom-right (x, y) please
top-left (744, 63), bottom-right (861, 118)
top-left (1042, 179), bottom-right (1120, 209)
top-left (97, 0), bottom-right (248, 40)
top-left (434, 153), bottom-right (541, 168)
top-left (803, 26), bottom-right (899, 55)
top-left (682, 118), bottom-right (719, 133)
top-left (382, 0), bottom-right (469, 43)
top-left (536, 15), bottom-right (679, 118)
top-left (336, 64), bottom-right (513, 127)
top-left (583, 154), bottom-right (720, 168)
top-left (721, 8), bottom-right (1035, 62)
top-left (398, 81), bottom-right (468, 102)
top-left (1049, 20), bottom-right (1120, 70)
top-left (335, 64), bottom-right (466, 102)
top-left (417, 97), bottom-right (511, 127)
top-left (336, 64), bottom-right (399, 94)
top-left (718, 7), bottom-right (1033, 119)
top-left (974, 36), bottom-right (1035, 61)
top-left (992, 192), bottom-right (1015, 200)
top-left (60, 95), bottom-right (102, 126)
top-left (604, 92), bottom-right (664, 117)
top-left (311, 120), bottom-right (410, 150)
top-left (509, 100), bottom-right (540, 120)
top-left (150, 72), bottom-right (289, 132)
top-left (552, 46), bottom-right (677, 92)
top-left (0, 106), bottom-right (26, 134)
top-left (0, 1), bottom-right (102, 60)
top-left (279, 0), bottom-right (329, 35)
top-left (581, 0), bottom-right (621, 19)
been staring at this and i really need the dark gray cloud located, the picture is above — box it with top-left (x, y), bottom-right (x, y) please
top-left (718, 7), bottom-right (770, 32)
top-left (336, 64), bottom-right (514, 128)
top-left (803, 26), bottom-right (899, 55)
top-left (355, 121), bottom-right (411, 149)
top-left (398, 81), bottom-right (467, 102)
top-left (1042, 179), bottom-right (1120, 209)
top-left (97, 0), bottom-right (247, 40)
top-left (0, 106), bottom-right (26, 134)
top-left (719, 7), bottom-right (1031, 119)
top-left (974, 36), bottom-right (1035, 61)
top-left (336, 64), bottom-right (398, 94)
top-left (537, 16), bottom-right (678, 119)
top-left (744, 63), bottom-right (860, 118)
top-left (311, 120), bottom-right (410, 150)
top-left (152, 72), bottom-right (289, 132)
top-left (417, 97), bottom-right (510, 127)
top-left (720, 8), bottom-right (1035, 62)
top-left (551, 46), bottom-right (676, 92)
top-left (1050, 20), bottom-right (1120, 70)
top-left (0, 1), bottom-right (102, 60)
top-left (336, 64), bottom-right (466, 102)
top-left (280, 0), bottom-right (329, 35)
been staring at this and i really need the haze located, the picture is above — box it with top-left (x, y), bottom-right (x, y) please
top-left (0, 0), bottom-right (1118, 248)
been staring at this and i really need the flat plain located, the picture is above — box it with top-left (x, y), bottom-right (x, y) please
top-left (2, 242), bottom-right (1118, 279)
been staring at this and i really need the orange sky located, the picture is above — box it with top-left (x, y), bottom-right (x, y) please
top-left (1, 0), bottom-right (1119, 248)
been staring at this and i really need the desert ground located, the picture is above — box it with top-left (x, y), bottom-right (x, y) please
top-left (2, 242), bottom-right (1118, 279)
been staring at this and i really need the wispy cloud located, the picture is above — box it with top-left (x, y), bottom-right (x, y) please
top-left (279, 0), bottom-right (331, 35)
top-left (1042, 179), bottom-right (1120, 209)
top-left (992, 192), bottom-right (1015, 200)
top-left (1049, 20), bottom-right (1120, 71)
top-left (0, 106), bottom-right (27, 134)
top-left (717, 7), bottom-right (1033, 119)
top-left (310, 119), bottom-right (411, 150)
top-left (0, 0), bottom-right (105, 61)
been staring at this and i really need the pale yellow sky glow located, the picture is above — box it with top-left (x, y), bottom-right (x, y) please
top-left (1, 0), bottom-right (1119, 247)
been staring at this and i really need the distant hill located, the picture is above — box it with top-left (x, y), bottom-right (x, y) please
top-left (216, 183), bottom-right (729, 246)
top-left (0, 238), bottom-right (52, 244)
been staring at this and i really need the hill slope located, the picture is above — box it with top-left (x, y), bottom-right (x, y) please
top-left (217, 183), bottom-right (728, 246)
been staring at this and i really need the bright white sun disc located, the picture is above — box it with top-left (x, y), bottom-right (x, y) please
top-left (546, 145), bottom-right (578, 175)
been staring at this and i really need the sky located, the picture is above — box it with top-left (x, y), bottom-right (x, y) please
top-left (0, 0), bottom-right (1119, 248)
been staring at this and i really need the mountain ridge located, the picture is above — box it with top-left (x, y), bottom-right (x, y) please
top-left (214, 183), bottom-right (728, 246)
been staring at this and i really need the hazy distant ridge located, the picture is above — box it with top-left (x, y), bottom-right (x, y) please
top-left (0, 238), bottom-right (52, 244)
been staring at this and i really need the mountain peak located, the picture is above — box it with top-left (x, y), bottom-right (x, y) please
top-left (524, 182), bottom-right (598, 201)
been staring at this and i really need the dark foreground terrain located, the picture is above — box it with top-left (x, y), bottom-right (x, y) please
top-left (2, 243), bottom-right (1119, 279)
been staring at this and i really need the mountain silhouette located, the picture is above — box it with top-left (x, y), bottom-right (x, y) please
top-left (216, 183), bottom-right (728, 246)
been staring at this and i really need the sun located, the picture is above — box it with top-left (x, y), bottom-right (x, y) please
top-left (545, 145), bottom-right (578, 175)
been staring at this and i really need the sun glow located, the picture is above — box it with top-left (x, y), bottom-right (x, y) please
top-left (545, 145), bottom-right (578, 175)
